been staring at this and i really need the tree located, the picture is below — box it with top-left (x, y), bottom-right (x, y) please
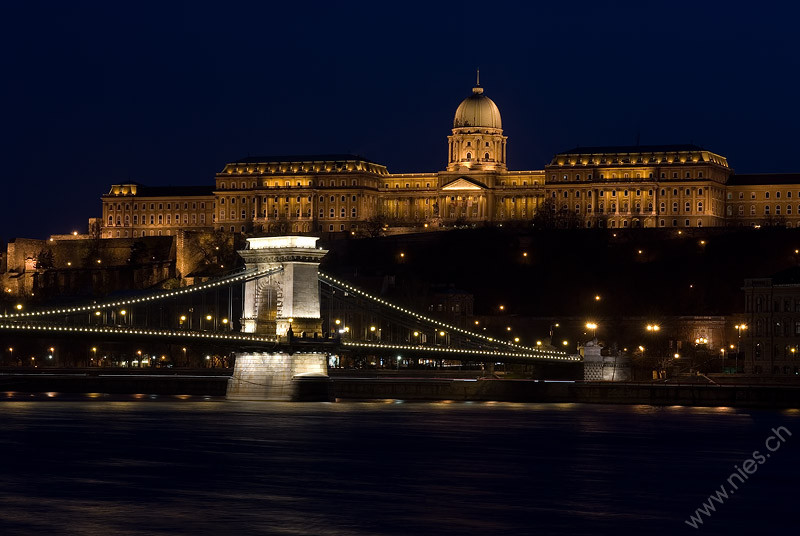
top-left (34, 249), bottom-right (54, 270)
top-left (532, 199), bottom-right (585, 229)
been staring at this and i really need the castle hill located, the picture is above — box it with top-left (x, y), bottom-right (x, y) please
top-left (2, 80), bottom-right (800, 400)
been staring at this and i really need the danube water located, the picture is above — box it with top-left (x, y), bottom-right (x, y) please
top-left (0, 398), bottom-right (797, 535)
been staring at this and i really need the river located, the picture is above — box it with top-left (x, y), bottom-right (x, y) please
top-left (0, 398), bottom-right (797, 535)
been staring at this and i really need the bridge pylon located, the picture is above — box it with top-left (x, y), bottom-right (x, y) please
top-left (227, 236), bottom-right (332, 401)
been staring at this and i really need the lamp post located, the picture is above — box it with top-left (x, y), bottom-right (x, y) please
top-left (586, 322), bottom-right (598, 340)
top-left (734, 324), bottom-right (747, 372)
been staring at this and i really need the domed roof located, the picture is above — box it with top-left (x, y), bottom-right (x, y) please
top-left (453, 86), bottom-right (502, 129)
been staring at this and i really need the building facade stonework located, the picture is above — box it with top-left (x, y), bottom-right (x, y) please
top-left (95, 83), bottom-right (800, 239)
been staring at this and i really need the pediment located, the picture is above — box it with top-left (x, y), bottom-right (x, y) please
top-left (441, 177), bottom-right (486, 191)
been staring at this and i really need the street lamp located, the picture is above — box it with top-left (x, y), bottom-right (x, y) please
top-left (586, 322), bottom-right (598, 339)
top-left (734, 324), bottom-right (747, 373)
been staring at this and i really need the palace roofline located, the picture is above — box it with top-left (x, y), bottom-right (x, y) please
top-left (105, 184), bottom-right (215, 197)
top-left (727, 173), bottom-right (800, 186)
top-left (555, 144), bottom-right (708, 155)
top-left (227, 154), bottom-right (381, 165)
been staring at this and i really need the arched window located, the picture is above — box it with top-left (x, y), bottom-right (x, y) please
top-left (466, 152), bottom-right (472, 160)
top-left (484, 153), bottom-right (490, 160)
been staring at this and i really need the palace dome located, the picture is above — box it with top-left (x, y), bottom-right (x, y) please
top-left (453, 87), bottom-right (502, 129)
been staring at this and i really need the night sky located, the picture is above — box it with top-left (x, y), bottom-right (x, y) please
top-left (2, 1), bottom-right (799, 242)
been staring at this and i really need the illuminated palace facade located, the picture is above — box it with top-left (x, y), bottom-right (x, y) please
top-left (98, 84), bottom-right (800, 239)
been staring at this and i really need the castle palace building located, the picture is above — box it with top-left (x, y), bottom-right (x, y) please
top-left (98, 84), bottom-right (800, 239)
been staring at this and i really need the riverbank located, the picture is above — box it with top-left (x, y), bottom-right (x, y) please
top-left (2, 370), bottom-right (800, 408)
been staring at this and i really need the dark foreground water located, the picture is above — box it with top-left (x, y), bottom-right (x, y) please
top-left (0, 399), bottom-right (797, 535)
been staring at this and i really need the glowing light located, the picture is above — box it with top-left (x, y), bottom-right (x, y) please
top-left (586, 322), bottom-right (597, 330)
top-left (594, 295), bottom-right (601, 301)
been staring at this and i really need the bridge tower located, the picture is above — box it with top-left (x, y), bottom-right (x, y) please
top-left (227, 236), bottom-right (332, 401)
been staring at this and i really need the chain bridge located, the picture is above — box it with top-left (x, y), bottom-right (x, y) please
top-left (1, 236), bottom-right (579, 399)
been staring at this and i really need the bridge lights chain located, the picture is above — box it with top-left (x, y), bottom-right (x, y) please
top-left (0, 266), bottom-right (283, 320)
top-left (318, 272), bottom-right (569, 359)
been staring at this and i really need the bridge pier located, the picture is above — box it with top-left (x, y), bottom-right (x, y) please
top-left (227, 236), bottom-right (332, 401)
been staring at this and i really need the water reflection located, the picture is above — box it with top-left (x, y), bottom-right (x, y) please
top-left (0, 400), bottom-right (797, 535)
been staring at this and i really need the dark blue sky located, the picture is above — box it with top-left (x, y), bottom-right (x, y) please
top-left (2, 1), bottom-right (798, 241)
